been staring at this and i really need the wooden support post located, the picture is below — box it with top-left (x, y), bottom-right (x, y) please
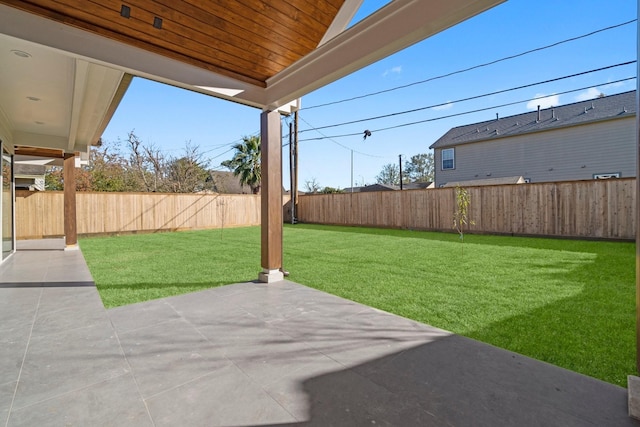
top-left (63, 153), bottom-right (78, 249)
top-left (259, 110), bottom-right (283, 283)
top-left (293, 111), bottom-right (299, 221)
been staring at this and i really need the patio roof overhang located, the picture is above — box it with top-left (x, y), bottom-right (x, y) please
top-left (0, 0), bottom-right (506, 268)
top-left (0, 0), bottom-right (505, 113)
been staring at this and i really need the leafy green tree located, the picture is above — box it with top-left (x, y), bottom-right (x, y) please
top-left (45, 168), bottom-right (63, 191)
top-left (226, 136), bottom-right (261, 194)
top-left (320, 186), bottom-right (343, 194)
top-left (44, 142), bottom-right (134, 191)
top-left (375, 163), bottom-right (400, 185)
top-left (404, 152), bottom-right (434, 182)
top-left (87, 142), bottom-right (137, 191)
top-left (45, 133), bottom-right (215, 193)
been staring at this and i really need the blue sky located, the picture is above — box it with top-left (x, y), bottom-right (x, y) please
top-left (102, 0), bottom-right (637, 190)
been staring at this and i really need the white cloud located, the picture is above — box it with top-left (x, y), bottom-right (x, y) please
top-left (574, 87), bottom-right (602, 102)
top-left (600, 80), bottom-right (629, 93)
top-left (603, 81), bottom-right (625, 89)
top-left (526, 93), bottom-right (559, 110)
top-left (382, 66), bottom-right (402, 77)
top-left (432, 101), bottom-right (454, 111)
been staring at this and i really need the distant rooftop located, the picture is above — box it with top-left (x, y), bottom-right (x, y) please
top-left (430, 90), bottom-right (636, 149)
top-left (343, 182), bottom-right (432, 192)
top-left (14, 164), bottom-right (46, 176)
top-left (208, 171), bottom-right (252, 194)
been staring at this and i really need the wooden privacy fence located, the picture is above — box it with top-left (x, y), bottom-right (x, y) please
top-left (297, 178), bottom-right (636, 240)
top-left (15, 191), bottom-right (280, 239)
top-left (16, 179), bottom-right (636, 240)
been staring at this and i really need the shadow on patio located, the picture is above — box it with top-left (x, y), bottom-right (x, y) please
top-left (0, 242), bottom-right (637, 426)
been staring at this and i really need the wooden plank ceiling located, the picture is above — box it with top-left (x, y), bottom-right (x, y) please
top-left (0, 0), bottom-right (345, 87)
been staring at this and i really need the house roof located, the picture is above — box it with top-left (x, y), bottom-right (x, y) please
top-left (344, 183), bottom-right (398, 192)
top-left (13, 164), bottom-right (46, 176)
top-left (344, 182), bottom-right (432, 192)
top-left (430, 90), bottom-right (637, 150)
top-left (402, 181), bottom-right (432, 190)
top-left (209, 171), bottom-right (252, 194)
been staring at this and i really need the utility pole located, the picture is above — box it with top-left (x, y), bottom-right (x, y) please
top-left (350, 150), bottom-right (354, 193)
top-left (293, 110), bottom-right (299, 223)
top-left (288, 120), bottom-right (295, 224)
top-left (399, 154), bottom-right (403, 190)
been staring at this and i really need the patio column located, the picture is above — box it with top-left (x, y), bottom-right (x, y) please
top-left (258, 110), bottom-right (284, 283)
top-left (63, 152), bottom-right (78, 250)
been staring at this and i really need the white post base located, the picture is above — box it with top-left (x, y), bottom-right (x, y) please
top-left (64, 244), bottom-right (80, 251)
top-left (258, 269), bottom-right (284, 283)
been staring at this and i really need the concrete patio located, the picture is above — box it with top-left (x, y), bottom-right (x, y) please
top-left (0, 240), bottom-right (637, 426)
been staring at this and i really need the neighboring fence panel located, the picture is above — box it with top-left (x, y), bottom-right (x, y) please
top-left (297, 179), bottom-right (636, 240)
top-left (16, 191), bottom-right (270, 239)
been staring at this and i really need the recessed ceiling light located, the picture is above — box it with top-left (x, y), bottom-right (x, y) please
top-left (27, 96), bottom-right (40, 101)
top-left (11, 50), bottom-right (31, 58)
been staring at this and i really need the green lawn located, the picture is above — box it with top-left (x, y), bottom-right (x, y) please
top-left (80, 224), bottom-right (636, 387)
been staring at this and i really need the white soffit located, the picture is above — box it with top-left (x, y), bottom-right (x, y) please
top-left (0, 30), bottom-right (129, 155)
top-left (73, 62), bottom-right (128, 150)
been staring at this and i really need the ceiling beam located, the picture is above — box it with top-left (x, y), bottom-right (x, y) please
top-left (15, 145), bottom-right (64, 158)
top-left (318, 0), bottom-right (364, 47)
top-left (265, 0), bottom-right (505, 109)
top-left (74, 63), bottom-right (130, 150)
top-left (68, 59), bottom-right (89, 151)
top-left (91, 73), bottom-right (133, 146)
top-left (0, 105), bottom-right (12, 146)
top-left (13, 131), bottom-right (68, 151)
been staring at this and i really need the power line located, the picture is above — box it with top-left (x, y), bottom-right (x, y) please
top-left (209, 146), bottom-right (237, 160)
top-left (302, 19), bottom-right (637, 111)
top-left (298, 61), bottom-right (636, 134)
top-left (297, 116), bottom-right (388, 158)
top-left (298, 77), bottom-right (636, 141)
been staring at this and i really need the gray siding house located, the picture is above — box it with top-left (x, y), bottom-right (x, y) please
top-left (429, 90), bottom-right (636, 187)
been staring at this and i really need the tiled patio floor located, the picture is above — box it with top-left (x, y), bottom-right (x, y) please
top-left (0, 240), bottom-right (637, 426)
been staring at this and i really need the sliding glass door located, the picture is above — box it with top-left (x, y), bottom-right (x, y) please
top-left (2, 145), bottom-right (14, 259)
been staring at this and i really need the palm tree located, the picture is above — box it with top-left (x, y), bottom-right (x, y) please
top-left (227, 135), bottom-right (261, 194)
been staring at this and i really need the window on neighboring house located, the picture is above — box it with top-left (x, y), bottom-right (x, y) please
top-left (442, 148), bottom-right (454, 170)
top-left (593, 173), bottom-right (620, 179)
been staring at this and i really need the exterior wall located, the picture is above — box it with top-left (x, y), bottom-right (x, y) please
top-left (15, 176), bottom-right (45, 191)
top-left (433, 117), bottom-right (635, 187)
